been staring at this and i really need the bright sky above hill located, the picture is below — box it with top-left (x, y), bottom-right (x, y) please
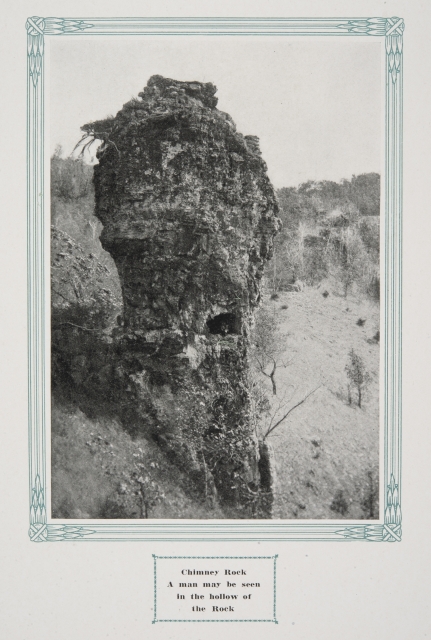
top-left (49, 37), bottom-right (382, 189)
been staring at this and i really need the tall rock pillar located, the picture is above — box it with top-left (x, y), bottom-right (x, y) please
top-left (84, 75), bottom-right (280, 512)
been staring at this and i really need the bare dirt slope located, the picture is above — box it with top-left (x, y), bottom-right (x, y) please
top-left (266, 286), bottom-right (380, 520)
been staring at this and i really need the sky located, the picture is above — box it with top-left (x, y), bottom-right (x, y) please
top-left (49, 37), bottom-right (382, 189)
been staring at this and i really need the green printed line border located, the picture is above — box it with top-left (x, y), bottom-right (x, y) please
top-left (27, 16), bottom-right (403, 542)
top-left (152, 555), bottom-right (278, 623)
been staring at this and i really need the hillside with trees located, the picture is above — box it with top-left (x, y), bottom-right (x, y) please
top-left (51, 149), bottom-right (380, 519)
top-left (269, 174), bottom-right (380, 297)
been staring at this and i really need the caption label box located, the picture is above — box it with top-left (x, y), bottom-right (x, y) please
top-left (153, 555), bottom-right (277, 623)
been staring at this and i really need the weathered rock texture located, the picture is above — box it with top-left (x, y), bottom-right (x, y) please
top-left (84, 75), bottom-right (280, 513)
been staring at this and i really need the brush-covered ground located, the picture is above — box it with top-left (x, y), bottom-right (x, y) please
top-left (51, 400), bottom-right (228, 519)
top-left (260, 284), bottom-right (380, 520)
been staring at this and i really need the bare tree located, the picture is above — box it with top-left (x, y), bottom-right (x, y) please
top-left (261, 386), bottom-right (321, 441)
top-left (252, 301), bottom-right (292, 395)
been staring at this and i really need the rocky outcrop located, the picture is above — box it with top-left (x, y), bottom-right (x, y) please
top-left (83, 75), bottom-right (280, 513)
top-left (51, 227), bottom-right (122, 396)
top-left (258, 440), bottom-right (277, 517)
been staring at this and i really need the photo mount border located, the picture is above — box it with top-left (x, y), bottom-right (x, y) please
top-left (27, 16), bottom-right (403, 542)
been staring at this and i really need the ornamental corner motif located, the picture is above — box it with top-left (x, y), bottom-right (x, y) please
top-left (29, 474), bottom-right (47, 542)
top-left (383, 473), bottom-right (402, 542)
top-left (385, 17), bottom-right (404, 84)
top-left (336, 473), bottom-right (402, 542)
top-left (26, 17), bottom-right (45, 87)
top-left (26, 16), bottom-right (93, 87)
top-left (338, 16), bottom-right (403, 84)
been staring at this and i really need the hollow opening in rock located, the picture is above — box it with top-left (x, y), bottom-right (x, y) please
top-left (206, 312), bottom-right (238, 336)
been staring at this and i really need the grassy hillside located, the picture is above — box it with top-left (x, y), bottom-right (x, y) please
top-left (258, 286), bottom-right (379, 519)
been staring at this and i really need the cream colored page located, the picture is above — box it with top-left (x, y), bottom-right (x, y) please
top-left (0, 1), bottom-right (430, 638)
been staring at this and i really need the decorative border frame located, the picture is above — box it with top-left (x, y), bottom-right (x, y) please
top-left (27, 16), bottom-right (403, 542)
top-left (152, 555), bottom-right (278, 623)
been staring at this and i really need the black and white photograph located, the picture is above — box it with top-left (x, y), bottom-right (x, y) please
top-left (50, 37), bottom-right (382, 520)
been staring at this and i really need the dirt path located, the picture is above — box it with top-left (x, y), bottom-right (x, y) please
top-left (264, 287), bottom-right (380, 519)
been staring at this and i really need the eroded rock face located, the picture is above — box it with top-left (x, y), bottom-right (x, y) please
top-left (85, 75), bottom-right (280, 512)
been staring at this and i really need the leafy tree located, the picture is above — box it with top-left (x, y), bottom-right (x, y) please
top-left (349, 173), bottom-right (380, 217)
top-left (345, 349), bottom-right (372, 408)
top-left (51, 145), bottom-right (94, 200)
top-left (325, 225), bottom-right (368, 297)
top-left (276, 174), bottom-right (380, 233)
top-left (277, 187), bottom-right (318, 231)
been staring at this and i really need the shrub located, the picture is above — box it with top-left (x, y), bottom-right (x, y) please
top-left (359, 218), bottom-right (380, 256)
top-left (366, 273), bottom-right (380, 302)
top-left (330, 489), bottom-right (349, 516)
